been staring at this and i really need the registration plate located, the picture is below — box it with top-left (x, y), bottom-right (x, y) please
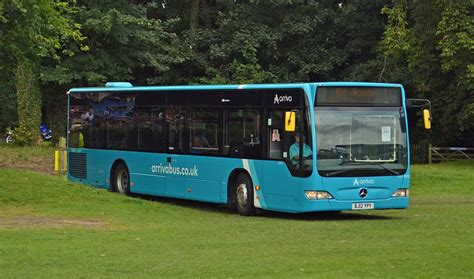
top-left (352, 203), bottom-right (374, 210)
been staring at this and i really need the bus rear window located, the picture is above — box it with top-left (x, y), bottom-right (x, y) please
top-left (316, 87), bottom-right (401, 107)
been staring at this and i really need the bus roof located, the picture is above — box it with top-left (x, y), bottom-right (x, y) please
top-left (68, 82), bottom-right (403, 93)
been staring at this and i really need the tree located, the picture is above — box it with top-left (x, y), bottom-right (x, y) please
top-left (0, 0), bottom-right (83, 144)
top-left (377, 1), bottom-right (473, 146)
top-left (42, 1), bottom-right (185, 86)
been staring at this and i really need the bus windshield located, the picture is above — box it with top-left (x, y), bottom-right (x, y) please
top-left (315, 106), bottom-right (408, 177)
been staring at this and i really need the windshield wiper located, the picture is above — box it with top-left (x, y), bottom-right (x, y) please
top-left (339, 161), bottom-right (400, 176)
top-left (321, 161), bottom-right (400, 177)
top-left (323, 168), bottom-right (357, 177)
top-left (373, 163), bottom-right (399, 175)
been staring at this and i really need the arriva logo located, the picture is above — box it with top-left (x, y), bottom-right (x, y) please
top-left (353, 178), bottom-right (374, 186)
top-left (151, 163), bottom-right (199, 177)
top-left (273, 94), bottom-right (293, 104)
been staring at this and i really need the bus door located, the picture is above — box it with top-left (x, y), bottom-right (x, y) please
top-left (165, 154), bottom-right (186, 198)
top-left (162, 102), bottom-right (187, 198)
top-left (261, 89), bottom-right (312, 211)
top-left (132, 96), bottom-right (167, 196)
top-left (262, 109), bottom-right (307, 211)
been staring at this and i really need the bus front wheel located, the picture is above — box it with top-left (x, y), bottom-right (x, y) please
top-left (235, 173), bottom-right (256, 216)
top-left (112, 163), bottom-right (130, 195)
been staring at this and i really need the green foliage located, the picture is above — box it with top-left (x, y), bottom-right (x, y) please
top-left (166, 1), bottom-right (387, 84)
top-left (39, 140), bottom-right (54, 148)
top-left (41, 2), bottom-right (185, 86)
top-left (0, 0), bottom-right (84, 145)
top-left (380, 5), bottom-right (409, 58)
top-left (436, 3), bottom-right (474, 135)
top-left (437, 4), bottom-right (474, 75)
top-left (14, 62), bottom-right (41, 145)
top-left (378, 1), bottom-right (473, 146)
top-left (0, 0), bottom-right (84, 66)
top-left (0, 74), bottom-right (17, 132)
top-left (12, 125), bottom-right (34, 146)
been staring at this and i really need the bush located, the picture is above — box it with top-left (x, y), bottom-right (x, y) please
top-left (12, 125), bottom-right (35, 146)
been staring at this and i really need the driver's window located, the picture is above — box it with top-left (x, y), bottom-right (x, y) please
top-left (267, 110), bottom-right (285, 159)
top-left (267, 109), bottom-right (312, 177)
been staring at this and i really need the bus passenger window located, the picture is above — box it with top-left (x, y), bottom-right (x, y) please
top-left (165, 105), bottom-right (185, 153)
top-left (267, 110), bottom-right (291, 160)
top-left (190, 135), bottom-right (204, 154)
top-left (189, 108), bottom-right (219, 156)
top-left (136, 107), bottom-right (165, 152)
top-left (223, 109), bottom-right (261, 159)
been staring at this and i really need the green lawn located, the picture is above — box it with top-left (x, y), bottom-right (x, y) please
top-left (0, 161), bottom-right (473, 278)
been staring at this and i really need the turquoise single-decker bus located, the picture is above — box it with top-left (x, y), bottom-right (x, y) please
top-left (68, 82), bottom-right (415, 215)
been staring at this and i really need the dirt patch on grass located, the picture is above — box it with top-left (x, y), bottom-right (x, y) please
top-left (0, 164), bottom-right (56, 175)
top-left (0, 146), bottom-right (56, 175)
top-left (0, 216), bottom-right (105, 229)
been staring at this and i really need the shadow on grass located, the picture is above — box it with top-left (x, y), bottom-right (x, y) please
top-left (135, 193), bottom-right (399, 221)
top-left (257, 210), bottom-right (399, 221)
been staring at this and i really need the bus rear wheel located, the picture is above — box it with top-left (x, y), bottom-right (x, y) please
top-left (113, 163), bottom-right (130, 195)
top-left (235, 173), bottom-right (256, 216)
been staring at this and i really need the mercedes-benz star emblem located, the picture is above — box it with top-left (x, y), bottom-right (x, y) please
top-left (359, 188), bottom-right (368, 198)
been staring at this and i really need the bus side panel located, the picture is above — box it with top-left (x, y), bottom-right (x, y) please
top-left (87, 150), bottom-right (164, 194)
top-left (132, 174), bottom-right (166, 195)
top-left (68, 148), bottom-right (107, 189)
top-left (88, 151), bottom-right (108, 188)
top-left (163, 154), bottom-right (186, 198)
top-left (127, 152), bottom-right (166, 196)
top-left (183, 155), bottom-right (222, 202)
top-left (261, 160), bottom-right (301, 212)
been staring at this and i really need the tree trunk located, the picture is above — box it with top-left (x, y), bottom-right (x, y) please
top-left (190, 0), bottom-right (200, 31)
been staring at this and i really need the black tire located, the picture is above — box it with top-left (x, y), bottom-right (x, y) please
top-left (235, 173), bottom-right (256, 216)
top-left (112, 163), bottom-right (131, 195)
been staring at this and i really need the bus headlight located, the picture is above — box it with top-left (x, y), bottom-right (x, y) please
top-left (392, 189), bottom-right (409, 197)
top-left (305, 191), bottom-right (333, 200)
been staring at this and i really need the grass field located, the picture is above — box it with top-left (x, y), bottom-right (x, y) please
top-left (0, 149), bottom-right (473, 277)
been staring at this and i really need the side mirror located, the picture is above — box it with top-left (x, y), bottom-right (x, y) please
top-left (285, 111), bottom-right (296, 132)
top-left (406, 98), bottom-right (432, 130)
top-left (423, 109), bottom-right (431, 129)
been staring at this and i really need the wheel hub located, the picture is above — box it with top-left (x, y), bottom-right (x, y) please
top-left (117, 169), bottom-right (129, 193)
top-left (237, 182), bottom-right (248, 208)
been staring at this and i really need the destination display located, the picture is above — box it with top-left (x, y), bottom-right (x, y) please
top-left (316, 86), bottom-right (401, 106)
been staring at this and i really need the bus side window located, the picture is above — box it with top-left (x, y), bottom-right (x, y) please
top-left (223, 109), bottom-right (261, 159)
top-left (267, 110), bottom-right (291, 160)
top-left (267, 109), bottom-right (313, 176)
top-left (269, 128), bottom-right (283, 159)
top-left (135, 91), bottom-right (166, 152)
top-left (166, 92), bottom-right (186, 153)
top-left (189, 108), bottom-right (220, 156)
top-left (136, 107), bottom-right (165, 152)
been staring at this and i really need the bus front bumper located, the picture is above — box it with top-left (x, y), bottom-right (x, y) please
top-left (297, 197), bottom-right (409, 213)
